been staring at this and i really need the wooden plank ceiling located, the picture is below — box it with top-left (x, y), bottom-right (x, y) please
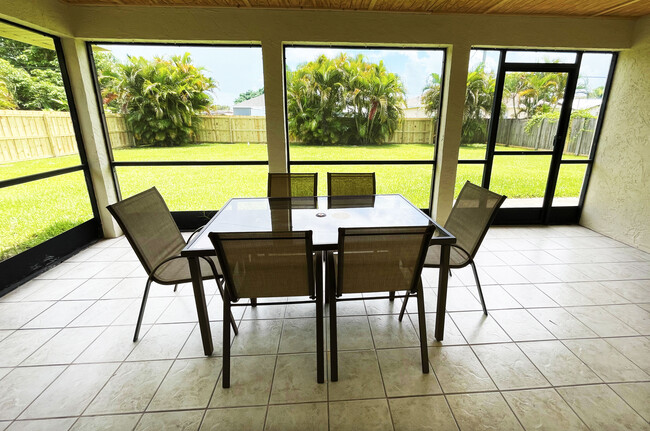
top-left (60, 0), bottom-right (650, 18)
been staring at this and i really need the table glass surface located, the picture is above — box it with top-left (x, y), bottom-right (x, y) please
top-left (183, 194), bottom-right (453, 254)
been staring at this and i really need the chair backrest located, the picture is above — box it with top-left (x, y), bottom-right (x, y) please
top-left (445, 181), bottom-right (506, 259)
top-left (268, 173), bottom-right (318, 197)
top-left (106, 187), bottom-right (185, 275)
top-left (336, 225), bottom-right (434, 295)
top-left (209, 231), bottom-right (315, 302)
top-left (327, 173), bottom-right (376, 196)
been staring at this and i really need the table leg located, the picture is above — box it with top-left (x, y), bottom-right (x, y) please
top-left (435, 244), bottom-right (450, 341)
top-left (189, 256), bottom-right (213, 355)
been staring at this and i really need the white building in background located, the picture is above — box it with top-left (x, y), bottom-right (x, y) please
top-left (403, 96), bottom-right (429, 118)
top-left (232, 94), bottom-right (266, 116)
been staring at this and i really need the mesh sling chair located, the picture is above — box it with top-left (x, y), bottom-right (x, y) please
top-left (327, 225), bottom-right (435, 381)
top-left (327, 172), bottom-right (376, 196)
top-left (209, 231), bottom-right (324, 388)
top-left (268, 173), bottom-right (318, 197)
top-left (106, 187), bottom-right (238, 342)
top-left (399, 181), bottom-right (506, 319)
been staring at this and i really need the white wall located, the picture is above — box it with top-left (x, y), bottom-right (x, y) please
top-left (581, 16), bottom-right (650, 252)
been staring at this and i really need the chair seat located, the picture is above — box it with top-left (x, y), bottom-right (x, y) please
top-left (424, 245), bottom-right (469, 268)
top-left (153, 255), bottom-right (222, 284)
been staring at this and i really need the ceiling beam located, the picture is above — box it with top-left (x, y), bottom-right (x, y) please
top-left (593, 0), bottom-right (641, 16)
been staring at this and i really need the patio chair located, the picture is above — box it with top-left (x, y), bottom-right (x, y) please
top-left (106, 187), bottom-right (238, 342)
top-left (399, 181), bottom-right (506, 318)
top-left (327, 225), bottom-right (434, 381)
top-left (209, 230), bottom-right (324, 388)
top-left (268, 172), bottom-right (318, 197)
top-left (327, 172), bottom-right (376, 196)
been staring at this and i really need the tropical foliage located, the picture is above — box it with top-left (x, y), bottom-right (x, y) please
top-left (234, 87), bottom-right (264, 104)
top-left (422, 63), bottom-right (496, 144)
top-left (100, 53), bottom-right (216, 147)
top-left (286, 54), bottom-right (405, 145)
top-left (0, 36), bottom-right (69, 111)
top-left (504, 71), bottom-right (566, 119)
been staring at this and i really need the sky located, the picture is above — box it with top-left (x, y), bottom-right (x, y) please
top-left (98, 44), bottom-right (612, 108)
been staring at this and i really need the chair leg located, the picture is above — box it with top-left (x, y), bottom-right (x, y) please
top-left (329, 277), bottom-right (338, 382)
top-left (399, 291), bottom-right (410, 322)
top-left (389, 291), bottom-right (395, 301)
top-left (315, 265), bottom-right (324, 384)
top-left (133, 277), bottom-right (153, 342)
top-left (216, 278), bottom-right (238, 336)
top-left (251, 298), bottom-right (257, 308)
top-left (415, 279), bottom-right (430, 374)
top-left (222, 295), bottom-right (231, 388)
top-left (173, 283), bottom-right (178, 292)
top-left (470, 260), bottom-right (488, 315)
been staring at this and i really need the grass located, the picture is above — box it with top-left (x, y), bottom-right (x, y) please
top-left (1, 142), bottom-right (587, 260)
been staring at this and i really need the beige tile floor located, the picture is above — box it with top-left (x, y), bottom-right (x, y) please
top-left (0, 226), bottom-right (649, 430)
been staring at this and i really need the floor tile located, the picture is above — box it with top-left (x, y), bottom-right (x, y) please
top-left (0, 366), bottom-right (66, 420)
top-left (22, 279), bottom-right (85, 301)
top-left (443, 287), bottom-right (484, 312)
top-left (558, 385), bottom-right (650, 431)
top-left (428, 346), bottom-right (496, 393)
top-left (503, 389), bottom-right (588, 431)
top-left (604, 336), bottom-right (650, 373)
top-left (22, 300), bottom-right (94, 329)
top-left (71, 414), bottom-right (141, 431)
top-left (569, 281), bottom-right (629, 305)
top-left (70, 299), bottom-right (136, 327)
top-left (501, 284), bottom-right (558, 308)
top-left (419, 313), bottom-right (467, 346)
top-left (178, 322), bottom-right (222, 358)
top-left (447, 392), bottom-right (523, 431)
top-left (328, 350), bottom-right (385, 401)
top-left (609, 382), bottom-right (650, 422)
top-left (23, 326), bottom-right (105, 365)
top-left (472, 285), bottom-right (522, 310)
top-left (0, 329), bottom-right (58, 367)
top-left (86, 360), bottom-right (173, 415)
top-left (602, 304), bottom-right (650, 334)
top-left (329, 399), bottom-right (393, 431)
top-left (518, 340), bottom-right (601, 386)
top-left (134, 410), bottom-right (203, 431)
top-left (562, 338), bottom-right (649, 382)
top-left (148, 357), bottom-right (222, 411)
top-left (566, 306), bottom-right (639, 337)
top-left (230, 319), bottom-right (282, 355)
top-left (328, 316), bottom-right (374, 351)
top-left (278, 318), bottom-right (317, 353)
top-left (210, 355), bottom-right (275, 408)
top-left (368, 314), bottom-right (420, 348)
top-left (450, 312), bottom-right (511, 344)
top-left (0, 302), bottom-right (54, 330)
top-left (514, 265), bottom-right (561, 283)
top-left (472, 343), bottom-right (549, 390)
top-left (200, 406), bottom-right (266, 431)
top-left (112, 297), bottom-right (174, 326)
top-left (535, 283), bottom-right (594, 306)
top-left (389, 395), bottom-right (458, 431)
top-left (377, 348), bottom-right (442, 397)
top-left (265, 403), bottom-right (328, 431)
top-left (75, 324), bottom-right (150, 363)
top-left (528, 308), bottom-right (597, 339)
top-left (127, 323), bottom-right (194, 361)
top-left (490, 309), bottom-right (554, 341)
top-left (243, 303), bottom-right (287, 320)
top-left (20, 363), bottom-right (120, 419)
top-left (269, 353), bottom-right (327, 404)
top-left (155, 296), bottom-right (202, 324)
top-left (604, 280), bottom-right (650, 303)
top-left (483, 266), bottom-right (529, 285)
top-left (6, 418), bottom-right (77, 431)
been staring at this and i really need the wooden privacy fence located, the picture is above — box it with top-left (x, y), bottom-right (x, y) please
top-left (0, 110), bottom-right (77, 163)
top-left (0, 111), bottom-right (595, 163)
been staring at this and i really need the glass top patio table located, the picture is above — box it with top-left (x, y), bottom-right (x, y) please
top-left (182, 194), bottom-right (455, 255)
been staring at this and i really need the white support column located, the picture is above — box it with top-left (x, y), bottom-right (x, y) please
top-left (59, 37), bottom-right (121, 237)
top-left (261, 39), bottom-right (288, 173)
top-left (432, 43), bottom-right (471, 224)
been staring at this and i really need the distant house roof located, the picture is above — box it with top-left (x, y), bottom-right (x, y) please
top-left (405, 96), bottom-right (424, 109)
top-left (233, 94), bottom-right (265, 109)
top-left (571, 98), bottom-right (602, 111)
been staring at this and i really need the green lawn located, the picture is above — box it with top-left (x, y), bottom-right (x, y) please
top-left (0, 142), bottom-right (587, 260)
